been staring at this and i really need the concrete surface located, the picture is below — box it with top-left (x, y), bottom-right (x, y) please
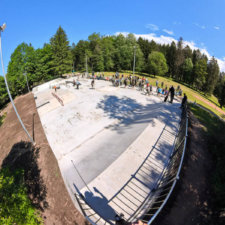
top-left (33, 78), bottom-right (181, 224)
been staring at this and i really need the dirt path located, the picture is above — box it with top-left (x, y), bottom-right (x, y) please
top-left (0, 93), bottom-right (87, 225)
top-left (194, 95), bottom-right (225, 117)
top-left (152, 111), bottom-right (215, 225)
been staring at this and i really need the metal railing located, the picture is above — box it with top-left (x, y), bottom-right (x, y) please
top-left (75, 104), bottom-right (188, 225)
top-left (138, 103), bottom-right (188, 224)
top-left (74, 192), bottom-right (111, 225)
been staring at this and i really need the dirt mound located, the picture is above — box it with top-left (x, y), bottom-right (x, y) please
top-left (0, 93), bottom-right (87, 225)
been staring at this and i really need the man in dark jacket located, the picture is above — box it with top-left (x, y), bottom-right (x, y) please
top-left (181, 93), bottom-right (187, 108)
top-left (169, 85), bottom-right (175, 103)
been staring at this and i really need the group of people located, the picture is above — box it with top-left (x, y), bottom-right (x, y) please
top-left (70, 72), bottom-right (187, 107)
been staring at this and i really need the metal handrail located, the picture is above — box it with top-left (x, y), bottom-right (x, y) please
top-left (146, 116), bottom-right (188, 224)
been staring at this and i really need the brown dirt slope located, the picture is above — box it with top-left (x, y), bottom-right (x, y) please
top-left (152, 111), bottom-right (215, 225)
top-left (0, 93), bottom-right (87, 225)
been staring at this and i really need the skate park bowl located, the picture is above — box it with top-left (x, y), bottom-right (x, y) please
top-left (33, 77), bottom-right (188, 225)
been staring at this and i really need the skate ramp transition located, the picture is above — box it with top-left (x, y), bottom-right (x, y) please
top-left (75, 105), bottom-right (188, 225)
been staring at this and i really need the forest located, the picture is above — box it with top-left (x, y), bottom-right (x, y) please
top-left (0, 26), bottom-right (225, 109)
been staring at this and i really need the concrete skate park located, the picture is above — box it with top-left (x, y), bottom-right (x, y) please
top-left (33, 76), bottom-right (186, 224)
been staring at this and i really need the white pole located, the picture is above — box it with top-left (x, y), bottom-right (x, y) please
top-left (85, 55), bottom-right (88, 76)
top-left (0, 24), bottom-right (35, 145)
top-left (133, 46), bottom-right (136, 76)
top-left (24, 72), bottom-right (30, 92)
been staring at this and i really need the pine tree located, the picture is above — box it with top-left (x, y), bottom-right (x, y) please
top-left (194, 58), bottom-right (207, 90)
top-left (167, 41), bottom-right (177, 77)
top-left (174, 37), bottom-right (185, 80)
top-left (183, 58), bottom-right (193, 83)
top-left (218, 84), bottom-right (225, 108)
top-left (205, 57), bottom-right (220, 95)
top-left (50, 26), bottom-right (72, 76)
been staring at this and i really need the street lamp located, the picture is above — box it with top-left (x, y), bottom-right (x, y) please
top-left (133, 45), bottom-right (136, 76)
top-left (23, 72), bottom-right (30, 92)
top-left (85, 55), bottom-right (88, 77)
top-left (0, 23), bottom-right (35, 145)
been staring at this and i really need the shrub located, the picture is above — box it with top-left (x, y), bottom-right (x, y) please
top-left (0, 167), bottom-right (43, 225)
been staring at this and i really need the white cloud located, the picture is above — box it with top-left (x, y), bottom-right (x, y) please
top-left (115, 31), bottom-right (129, 36)
top-left (162, 29), bottom-right (174, 35)
top-left (115, 32), bottom-right (225, 72)
top-left (214, 26), bottom-right (220, 30)
top-left (217, 58), bottom-right (225, 72)
top-left (194, 23), bottom-right (206, 29)
top-left (146, 24), bottom-right (159, 31)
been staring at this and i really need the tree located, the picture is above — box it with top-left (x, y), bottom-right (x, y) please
top-left (194, 58), bottom-right (207, 90)
top-left (190, 49), bottom-right (202, 85)
top-left (101, 36), bottom-right (115, 71)
top-left (7, 43), bottom-right (36, 96)
top-left (204, 57), bottom-right (220, 95)
top-left (218, 83), bottom-right (225, 108)
top-left (71, 40), bottom-right (90, 72)
top-left (50, 26), bottom-right (72, 76)
top-left (34, 44), bottom-right (54, 83)
top-left (0, 76), bottom-right (8, 109)
top-left (148, 51), bottom-right (168, 77)
top-left (183, 45), bottom-right (192, 59)
top-left (183, 58), bottom-right (193, 83)
top-left (167, 41), bottom-right (177, 77)
top-left (174, 37), bottom-right (185, 80)
top-left (88, 33), bottom-right (104, 72)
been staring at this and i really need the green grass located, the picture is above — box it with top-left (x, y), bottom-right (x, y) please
top-left (0, 112), bottom-right (6, 127)
top-left (100, 71), bottom-right (225, 119)
top-left (189, 103), bottom-right (223, 134)
top-left (189, 103), bottom-right (225, 212)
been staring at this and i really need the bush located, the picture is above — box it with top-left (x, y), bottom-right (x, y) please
top-left (0, 167), bottom-right (43, 225)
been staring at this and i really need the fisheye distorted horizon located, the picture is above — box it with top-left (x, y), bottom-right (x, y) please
top-left (1, 0), bottom-right (225, 74)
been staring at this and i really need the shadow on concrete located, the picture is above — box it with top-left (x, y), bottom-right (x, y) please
top-left (85, 187), bottom-right (117, 221)
top-left (107, 125), bottom-right (177, 221)
top-left (73, 183), bottom-right (117, 222)
top-left (97, 95), bottom-right (180, 134)
top-left (1, 141), bottom-right (48, 211)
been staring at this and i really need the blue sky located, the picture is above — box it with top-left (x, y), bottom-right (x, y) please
top-left (1, 0), bottom-right (225, 74)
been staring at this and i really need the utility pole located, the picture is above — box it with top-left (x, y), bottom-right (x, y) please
top-left (85, 55), bottom-right (88, 76)
top-left (0, 23), bottom-right (35, 145)
top-left (24, 72), bottom-right (30, 92)
top-left (133, 45), bottom-right (136, 76)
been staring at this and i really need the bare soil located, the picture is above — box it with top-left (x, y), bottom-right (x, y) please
top-left (0, 93), bottom-right (87, 225)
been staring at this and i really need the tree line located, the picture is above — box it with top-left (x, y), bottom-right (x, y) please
top-left (0, 26), bottom-right (225, 109)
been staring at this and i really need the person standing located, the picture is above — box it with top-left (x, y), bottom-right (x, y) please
top-left (91, 78), bottom-right (95, 89)
top-left (169, 85), bottom-right (175, 103)
top-left (181, 93), bottom-right (187, 108)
